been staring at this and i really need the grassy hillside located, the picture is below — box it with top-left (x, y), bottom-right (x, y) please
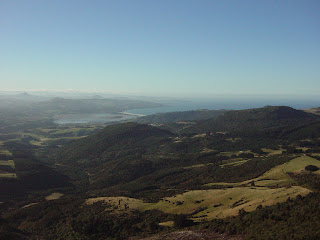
top-left (204, 192), bottom-right (320, 240)
top-left (86, 156), bottom-right (319, 221)
top-left (207, 156), bottom-right (320, 188)
top-left (304, 107), bottom-right (320, 116)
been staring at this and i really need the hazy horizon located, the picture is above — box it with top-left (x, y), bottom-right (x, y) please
top-left (1, 89), bottom-right (320, 112)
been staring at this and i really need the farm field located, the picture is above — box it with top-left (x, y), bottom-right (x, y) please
top-left (0, 173), bottom-right (16, 178)
top-left (0, 150), bottom-right (12, 156)
top-left (207, 156), bottom-right (320, 188)
top-left (145, 186), bottom-right (310, 220)
top-left (261, 148), bottom-right (284, 156)
top-left (0, 160), bottom-right (16, 178)
top-left (45, 192), bottom-right (64, 201)
top-left (86, 185), bottom-right (310, 221)
top-left (0, 160), bottom-right (14, 167)
top-left (82, 155), bottom-right (320, 223)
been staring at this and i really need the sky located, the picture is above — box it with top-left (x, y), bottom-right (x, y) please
top-left (1, 0), bottom-right (320, 98)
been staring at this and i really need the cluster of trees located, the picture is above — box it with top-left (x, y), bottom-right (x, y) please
top-left (288, 172), bottom-right (320, 191)
top-left (198, 192), bottom-right (320, 240)
top-left (0, 217), bottom-right (29, 240)
top-left (4, 198), bottom-right (173, 240)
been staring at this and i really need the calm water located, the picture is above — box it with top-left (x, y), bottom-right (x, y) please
top-left (54, 113), bottom-right (139, 124)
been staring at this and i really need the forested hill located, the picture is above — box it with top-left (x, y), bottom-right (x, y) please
top-left (54, 122), bottom-right (174, 165)
top-left (135, 109), bottom-right (228, 124)
top-left (183, 106), bottom-right (320, 137)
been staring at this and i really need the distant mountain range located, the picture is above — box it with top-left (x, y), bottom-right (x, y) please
top-left (0, 94), bottom-right (163, 115)
top-left (31, 97), bottom-right (163, 114)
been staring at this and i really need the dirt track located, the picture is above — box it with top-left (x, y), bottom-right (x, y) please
top-left (138, 230), bottom-right (244, 240)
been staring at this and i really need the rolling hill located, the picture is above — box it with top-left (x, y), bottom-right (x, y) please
top-left (183, 106), bottom-right (320, 137)
top-left (55, 122), bottom-right (174, 165)
top-left (52, 122), bottom-right (175, 189)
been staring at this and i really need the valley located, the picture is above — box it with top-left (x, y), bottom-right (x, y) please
top-left (1, 103), bottom-right (320, 239)
top-left (2, 1), bottom-right (319, 239)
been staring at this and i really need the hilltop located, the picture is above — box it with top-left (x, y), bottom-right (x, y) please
top-left (55, 122), bottom-right (174, 164)
top-left (183, 106), bottom-right (320, 137)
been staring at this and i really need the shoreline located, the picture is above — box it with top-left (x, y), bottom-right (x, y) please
top-left (120, 111), bottom-right (146, 117)
top-left (54, 112), bottom-right (145, 125)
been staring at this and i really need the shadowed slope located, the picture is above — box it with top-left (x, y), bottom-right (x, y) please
top-left (55, 122), bottom-right (174, 165)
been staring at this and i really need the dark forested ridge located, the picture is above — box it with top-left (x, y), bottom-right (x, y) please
top-left (183, 106), bottom-right (320, 137)
top-left (49, 122), bottom-right (175, 190)
top-left (54, 122), bottom-right (174, 164)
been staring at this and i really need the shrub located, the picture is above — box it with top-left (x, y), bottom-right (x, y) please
top-left (305, 165), bottom-right (319, 172)
top-left (173, 214), bottom-right (193, 228)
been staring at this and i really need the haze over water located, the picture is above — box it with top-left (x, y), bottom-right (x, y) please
top-left (126, 97), bottom-right (320, 115)
top-left (54, 96), bottom-right (320, 124)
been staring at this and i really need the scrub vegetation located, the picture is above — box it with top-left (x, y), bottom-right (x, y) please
top-left (1, 102), bottom-right (320, 239)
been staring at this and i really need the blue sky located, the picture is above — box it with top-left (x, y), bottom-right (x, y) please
top-left (1, 0), bottom-right (319, 97)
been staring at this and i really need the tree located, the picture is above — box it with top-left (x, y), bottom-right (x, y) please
top-left (305, 165), bottom-right (319, 172)
top-left (173, 214), bottom-right (193, 228)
